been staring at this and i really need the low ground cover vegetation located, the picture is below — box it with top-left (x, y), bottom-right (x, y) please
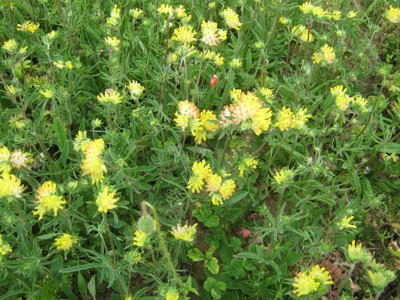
top-left (0, 0), bottom-right (399, 299)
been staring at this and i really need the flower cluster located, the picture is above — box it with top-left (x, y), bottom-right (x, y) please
top-left (0, 146), bottom-right (33, 172)
top-left (293, 265), bottom-right (334, 297)
top-left (0, 173), bottom-right (25, 199)
top-left (312, 44), bottom-right (335, 65)
top-left (299, 2), bottom-right (342, 20)
top-left (346, 240), bottom-right (372, 264)
top-left (273, 168), bottom-right (295, 186)
top-left (133, 229), bottom-right (150, 247)
top-left (187, 160), bottom-right (236, 205)
top-left (79, 138), bottom-right (107, 185)
top-left (201, 21), bottom-right (227, 47)
top-left (171, 25), bottom-right (197, 45)
top-left (174, 101), bottom-right (218, 143)
top-left (171, 223), bottom-right (197, 242)
top-left (330, 85), bottom-right (368, 112)
top-left (221, 8), bottom-right (242, 30)
top-left (97, 88), bottom-right (123, 104)
top-left (385, 6), bottom-right (400, 23)
top-left (54, 233), bottom-right (77, 251)
top-left (203, 50), bottom-right (224, 65)
top-left (16, 21), bottom-right (40, 33)
top-left (338, 215), bottom-right (357, 229)
top-left (95, 186), bottom-right (119, 213)
top-left (238, 157), bottom-right (258, 178)
top-left (106, 5), bottom-right (121, 27)
top-left (127, 80), bottom-right (145, 99)
top-left (291, 25), bottom-right (314, 42)
top-left (33, 181), bottom-right (66, 220)
top-left (275, 107), bottom-right (312, 131)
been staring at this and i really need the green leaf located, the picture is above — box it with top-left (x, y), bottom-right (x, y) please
top-left (286, 252), bottom-right (303, 266)
top-left (205, 257), bottom-right (220, 274)
top-left (78, 272), bottom-right (87, 300)
top-left (204, 215), bottom-right (220, 228)
top-left (53, 117), bottom-right (67, 150)
top-left (59, 263), bottom-right (105, 273)
top-left (88, 275), bottom-right (96, 299)
top-left (187, 248), bottom-right (206, 262)
top-left (379, 143), bottom-right (400, 153)
top-left (219, 191), bottom-right (247, 207)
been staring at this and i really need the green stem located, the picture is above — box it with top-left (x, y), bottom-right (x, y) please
top-left (336, 263), bottom-right (356, 299)
top-left (141, 201), bottom-right (186, 290)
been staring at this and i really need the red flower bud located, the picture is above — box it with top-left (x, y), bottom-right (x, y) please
top-left (210, 74), bottom-right (218, 86)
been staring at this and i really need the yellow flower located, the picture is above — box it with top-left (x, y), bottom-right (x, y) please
top-left (259, 88), bottom-right (274, 100)
top-left (312, 6), bottom-right (328, 18)
top-left (279, 17), bottom-right (290, 25)
top-left (0, 146), bottom-right (10, 163)
top-left (187, 160), bottom-right (213, 193)
top-left (335, 94), bottom-right (353, 111)
top-left (2, 39), bottom-right (18, 53)
top-left (192, 110), bottom-right (218, 144)
top-left (96, 186), bottom-right (119, 213)
top-left (273, 168), bottom-right (294, 185)
top-left (171, 223), bottom-right (197, 242)
top-left (0, 235), bottom-right (12, 259)
top-left (168, 53), bottom-right (178, 63)
top-left (174, 113), bottom-right (190, 132)
top-left (293, 271), bottom-right (320, 296)
top-left (201, 21), bottom-right (227, 47)
top-left (230, 88), bottom-right (242, 102)
top-left (157, 4), bottom-right (174, 17)
top-left (127, 80), bottom-right (145, 98)
top-left (386, 7), bottom-right (400, 23)
top-left (16, 21), bottom-right (40, 33)
top-left (328, 10), bottom-right (342, 21)
top-left (330, 85), bottom-right (347, 97)
top-left (130, 8), bottom-right (143, 19)
top-left (367, 269), bottom-right (396, 292)
top-left (65, 61), bottom-right (73, 69)
top-left (125, 251), bottom-right (142, 265)
top-left (171, 25), bottom-right (197, 44)
top-left (347, 240), bottom-right (372, 264)
top-left (81, 139), bottom-right (107, 185)
top-left (73, 131), bottom-right (89, 152)
top-left (339, 215), bottom-right (357, 229)
top-left (231, 92), bottom-right (272, 135)
top-left (293, 265), bottom-right (333, 296)
top-left (221, 8), bottom-right (242, 30)
top-left (33, 181), bottom-right (66, 219)
top-left (347, 11), bottom-right (358, 18)
top-left (39, 89), bottom-right (54, 98)
top-left (104, 36), bottom-right (121, 49)
top-left (205, 173), bottom-right (222, 194)
top-left (291, 25), bottom-right (314, 42)
top-left (0, 173), bottom-right (25, 199)
top-left (133, 229), bottom-right (148, 247)
top-left (312, 44), bottom-right (335, 65)
top-left (230, 58), bottom-right (242, 68)
top-left (165, 288), bottom-right (179, 300)
top-left (352, 96), bottom-right (369, 113)
top-left (107, 5), bottom-right (121, 26)
top-left (97, 89), bottom-right (123, 104)
top-left (293, 108), bottom-right (312, 129)
top-left (299, 1), bottom-right (313, 14)
top-left (275, 106), bottom-right (295, 131)
top-left (53, 60), bottom-right (65, 69)
top-left (10, 150), bottom-right (33, 169)
top-left (219, 179), bottom-right (236, 200)
top-left (238, 157), bottom-right (258, 177)
top-left (54, 233), bottom-right (77, 250)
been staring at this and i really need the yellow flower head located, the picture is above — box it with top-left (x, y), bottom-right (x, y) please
top-left (279, 17), bottom-right (290, 25)
top-left (171, 223), bottom-right (197, 242)
top-left (339, 215), bottom-right (357, 229)
top-left (165, 288), bottom-right (179, 300)
top-left (97, 89), bottom-right (123, 104)
top-left (39, 89), bottom-right (54, 99)
top-left (2, 39), bottom-right (18, 53)
top-left (191, 110), bottom-right (218, 143)
top-left (299, 1), bottom-right (313, 14)
top-left (201, 21), bottom-right (227, 47)
top-left (312, 44), bottom-right (335, 65)
top-left (238, 157), bottom-right (258, 177)
top-left (34, 181), bottom-right (66, 219)
top-left (205, 173), bottom-right (222, 194)
top-left (127, 80), bottom-right (145, 98)
top-left (0, 235), bottom-right (12, 259)
top-left (328, 10), bottom-right (342, 21)
top-left (130, 8), bottom-right (143, 19)
top-left (273, 168), bottom-right (295, 186)
top-left (107, 5), bottom-right (121, 26)
top-left (73, 131), bottom-right (90, 152)
top-left (158, 4), bottom-right (174, 17)
top-left (16, 21), bottom-right (40, 33)
top-left (54, 233), bottom-right (77, 251)
top-left (386, 7), bottom-right (400, 23)
top-left (0, 173), bottom-right (25, 199)
top-left (219, 179), bottom-right (236, 201)
top-left (10, 150), bottom-right (33, 169)
top-left (221, 8), bottom-right (242, 30)
top-left (133, 229), bottom-right (148, 247)
top-left (96, 186), bottom-right (119, 213)
top-left (231, 92), bottom-right (272, 135)
top-left (230, 58), bottom-right (242, 68)
top-left (81, 139), bottom-right (107, 185)
top-left (293, 108), bottom-right (312, 129)
top-left (171, 25), bottom-right (197, 44)
top-left (0, 146), bottom-right (10, 163)
top-left (104, 36), bottom-right (121, 49)
top-left (291, 25), bottom-right (314, 42)
top-left (330, 85), bottom-right (347, 97)
top-left (336, 94), bottom-right (353, 111)
top-left (347, 240), bottom-right (372, 264)
top-left (275, 106), bottom-right (295, 131)
top-left (293, 265), bottom-right (333, 296)
top-left (187, 160), bottom-right (213, 193)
